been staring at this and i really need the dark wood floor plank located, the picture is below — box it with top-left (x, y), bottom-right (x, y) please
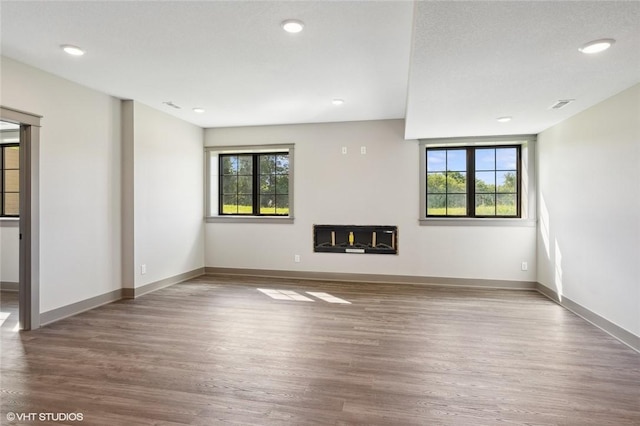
top-left (2, 276), bottom-right (639, 425)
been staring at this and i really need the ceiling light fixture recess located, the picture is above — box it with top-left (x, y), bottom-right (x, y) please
top-left (193, 108), bottom-right (205, 113)
top-left (496, 116), bottom-right (512, 123)
top-left (579, 38), bottom-right (615, 54)
top-left (61, 44), bottom-right (85, 56)
top-left (332, 99), bottom-right (345, 106)
top-left (281, 19), bottom-right (304, 33)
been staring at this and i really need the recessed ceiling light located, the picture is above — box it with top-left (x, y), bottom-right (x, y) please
top-left (281, 19), bottom-right (304, 33)
top-left (579, 38), bottom-right (615, 54)
top-left (193, 108), bottom-right (205, 113)
top-left (332, 99), bottom-right (345, 106)
top-left (61, 44), bottom-right (85, 56)
top-left (496, 116), bottom-right (512, 123)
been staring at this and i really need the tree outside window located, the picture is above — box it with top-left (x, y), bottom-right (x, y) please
top-left (426, 146), bottom-right (520, 218)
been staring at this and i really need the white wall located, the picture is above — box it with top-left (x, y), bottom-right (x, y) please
top-left (123, 101), bottom-right (204, 288)
top-left (537, 83), bottom-right (640, 336)
top-left (1, 57), bottom-right (122, 312)
top-left (0, 221), bottom-right (19, 283)
top-left (205, 120), bottom-right (536, 282)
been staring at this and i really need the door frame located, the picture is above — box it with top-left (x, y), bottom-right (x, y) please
top-left (1, 106), bottom-right (41, 330)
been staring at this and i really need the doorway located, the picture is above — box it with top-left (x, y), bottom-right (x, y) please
top-left (0, 121), bottom-right (20, 330)
top-left (0, 106), bottom-right (41, 330)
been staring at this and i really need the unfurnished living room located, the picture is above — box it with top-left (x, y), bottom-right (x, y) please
top-left (1, 1), bottom-right (639, 425)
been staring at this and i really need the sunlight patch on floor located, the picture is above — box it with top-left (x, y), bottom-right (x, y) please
top-left (257, 288), bottom-right (314, 301)
top-left (306, 292), bottom-right (351, 304)
top-left (257, 289), bottom-right (351, 304)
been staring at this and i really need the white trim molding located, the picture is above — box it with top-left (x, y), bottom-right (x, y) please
top-left (205, 267), bottom-right (537, 290)
top-left (536, 283), bottom-right (640, 354)
top-left (205, 144), bottom-right (295, 224)
top-left (419, 134), bottom-right (537, 227)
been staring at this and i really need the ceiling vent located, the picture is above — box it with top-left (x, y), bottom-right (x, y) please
top-left (549, 99), bottom-right (574, 110)
top-left (162, 101), bottom-right (181, 110)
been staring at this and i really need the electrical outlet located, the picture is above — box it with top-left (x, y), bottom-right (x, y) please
top-left (360, 146), bottom-right (367, 154)
top-left (141, 264), bottom-right (147, 275)
top-left (341, 147), bottom-right (347, 155)
top-left (294, 254), bottom-right (301, 263)
top-left (521, 261), bottom-right (528, 271)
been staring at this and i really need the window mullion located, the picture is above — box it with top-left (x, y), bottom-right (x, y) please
top-left (444, 151), bottom-right (449, 215)
top-left (218, 155), bottom-right (224, 215)
top-left (252, 154), bottom-right (259, 215)
top-left (494, 149), bottom-right (498, 216)
top-left (468, 148), bottom-right (475, 217)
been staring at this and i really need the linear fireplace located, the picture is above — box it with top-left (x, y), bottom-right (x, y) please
top-left (313, 225), bottom-right (398, 255)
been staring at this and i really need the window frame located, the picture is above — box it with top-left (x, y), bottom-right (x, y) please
top-left (426, 145), bottom-right (521, 218)
top-left (205, 144), bottom-right (294, 224)
top-left (419, 135), bottom-right (536, 227)
top-left (1, 143), bottom-right (20, 218)
top-left (218, 151), bottom-right (290, 217)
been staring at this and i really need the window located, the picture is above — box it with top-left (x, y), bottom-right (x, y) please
top-left (419, 134), bottom-right (536, 224)
top-left (219, 152), bottom-right (289, 215)
top-left (1, 144), bottom-right (20, 217)
top-left (426, 145), bottom-right (520, 218)
top-left (206, 144), bottom-right (294, 222)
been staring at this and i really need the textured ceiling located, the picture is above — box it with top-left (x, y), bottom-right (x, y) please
top-left (1, 1), bottom-right (639, 139)
top-left (0, 1), bottom-right (413, 128)
top-left (406, 1), bottom-right (640, 138)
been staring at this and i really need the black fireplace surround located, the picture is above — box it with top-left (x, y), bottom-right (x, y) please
top-left (313, 225), bottom-right (398, 255)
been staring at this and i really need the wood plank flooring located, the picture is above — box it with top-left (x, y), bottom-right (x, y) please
top-left (1, 276), bottom-right (639, 425)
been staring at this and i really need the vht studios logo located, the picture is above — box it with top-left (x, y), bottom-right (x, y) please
top-left (6, 412), bottom-right (84, 422)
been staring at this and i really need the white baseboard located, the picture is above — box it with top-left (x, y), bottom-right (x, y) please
top-left (122, 267), bottom-right (205, 298)
top-left (536, 283), bottom-right (639, 353)
top-left (41, 268), bottom-right (205, 326)
top-left (204, 266), bottom-right (537, 290)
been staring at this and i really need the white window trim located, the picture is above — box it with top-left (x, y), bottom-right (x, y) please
top-left (419, 134), bottom-right (536, 227)
top-left (205, 143), bottom-right (295, 224)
